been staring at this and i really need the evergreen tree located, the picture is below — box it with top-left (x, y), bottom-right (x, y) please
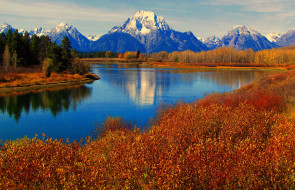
top-left (22, 32), bottom-right (31, 66)
top-left (136, 50), bottom-right (140, 59)
top-left (61, 36), bottom-right (72, 69)
top-left (0, 33), bottom-right (6, 65)
top-left (30, 34), bottom-right (40, 65)
top-left (47, 43), bottom-right (62, 72)
top-left (38, 36), bottom-right (51, 64)
top-left (10, 30), bottom-right (22, 67)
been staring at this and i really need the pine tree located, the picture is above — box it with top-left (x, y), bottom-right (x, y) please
top-left (61, 36), bottom-right (72, 69)
top-left (30, 34), bottom-right (40, 65)
top-left (136, 50), bottom-right (140, 59)
top-left (38, 36), bottom-right (51, 63)
top-left (0, 33), bottom-right (6, 65)
top-left (22, 32), bottom-right (31, 66)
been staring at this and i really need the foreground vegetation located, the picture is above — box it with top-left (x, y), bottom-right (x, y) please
top-left (1, 70), bottom-right (295, 189)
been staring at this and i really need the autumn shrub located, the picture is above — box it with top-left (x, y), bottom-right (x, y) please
top-left (93, 116), bottom-right (135, 139)
top-left (0, 135), bottom-right (89, 189)
top-left (70, 58), bottom-right (90, 75)
top-left (42, 58), bottom-right (54, 77)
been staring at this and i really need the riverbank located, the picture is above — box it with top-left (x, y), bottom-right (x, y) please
top-left (82, 58), bottom-right (295, 71)
top-left (0, 72), bottom-right (100, 95)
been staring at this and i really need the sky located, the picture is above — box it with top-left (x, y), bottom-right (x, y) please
top-left (1, 0), bottom-right (295, 39)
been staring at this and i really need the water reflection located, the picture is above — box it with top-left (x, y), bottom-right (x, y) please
top-left (0, 85), bottom-right (92, 121)
top-left (97, 64), bottom-right (267, 106)
top-left (209, 69), bottom-right (266, 89)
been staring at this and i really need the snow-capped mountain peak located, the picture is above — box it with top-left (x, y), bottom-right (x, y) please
top-left (204, 36), bottom-right (222, 50)
top-left (265, 32), bottom-right (282, 43)
top-left (221, 25), bottom-right (277, 51)
top-left (231, 25), bottom-right (259, 36)
top-left (206, 36), bottom-right (221, 43)
top-left (110, 10), bottom-right (170, 35)
top-left (0, 23), bottom-right (14, 33)
top-left (48, 22), bottom-right (90, 52)
top-left (1, 23), bottom-right (11, 28)
top-left (28, 27), bottom-right (50, 37)
top-left (52, 22), bottom-right (72, 33)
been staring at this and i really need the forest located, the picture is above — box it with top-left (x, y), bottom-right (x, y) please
top-left (0, 29), bottom-right (89, 76)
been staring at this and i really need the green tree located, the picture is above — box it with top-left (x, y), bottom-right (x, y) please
top-left (30, 34), bottom-right (40, 65)
top-left (0, 33), bottom-right (6, 65)
top-left (38, 36), bottom-right (51, 63)
top-left (61, 36), bottom-right (72, 70)
top-left (136, 50), bottom-right (140, 59)
top-left (47, 43), bottom-right (62, 72)
top-left (105, 51), bottom-right (112, 58)
top-left (22, 32), bottom-right (31, 66)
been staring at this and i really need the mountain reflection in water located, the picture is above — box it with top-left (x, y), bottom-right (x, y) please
top-left (101, 64), bottom-right (267, 106)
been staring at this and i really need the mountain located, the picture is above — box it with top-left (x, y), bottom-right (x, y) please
top-left (89, 32), bottom-right (146, 53)
top-left (48, 22), bottom-right (90, 52)
top-left (220, 25), bottom-right (277, 51)
top-left (109, 10), bottom-right (208, 53)
top-left (0, 23), bottom-right (15, 34)
top-left (265, 32), bottom-right (281, 43)
top-left (87, 34), bottom-right (102, 41)
top-left (276, 29), bottom-right (295, 47)
top-left (204, 36), bottom-right (222, 50)
top-left (28, 27), bottom-right (50, 37)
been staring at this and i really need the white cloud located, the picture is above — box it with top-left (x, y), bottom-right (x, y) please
top-left (0, 0), bottom-right (133, 23)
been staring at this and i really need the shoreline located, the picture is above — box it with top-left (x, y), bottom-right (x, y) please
top-left (0, 79), bottom-right (95, 95)
top-left (82, 58), bottom-right (294, 71)
top-left (0, 73), bottom-right (100, 95)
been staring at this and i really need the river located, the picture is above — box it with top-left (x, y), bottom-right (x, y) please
top-left (0, 63), bottom-right (270, 141)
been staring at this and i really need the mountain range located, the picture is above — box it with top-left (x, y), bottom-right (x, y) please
top-left (1, 10), bottom-right (295, 53)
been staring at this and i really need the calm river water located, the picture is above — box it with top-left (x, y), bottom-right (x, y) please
top-left (0, 63), bottom-right (270, 141)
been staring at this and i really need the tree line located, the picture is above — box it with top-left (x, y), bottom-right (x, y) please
top-left (79, 46), bottom-right (295, 66)
top-left (150, 46), bottom-right (295, 65)
top-left (0, 29), bottom-right (89, 76)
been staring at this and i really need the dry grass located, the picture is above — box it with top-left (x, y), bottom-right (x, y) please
top-left (0, 73), bottom-right (89, 88)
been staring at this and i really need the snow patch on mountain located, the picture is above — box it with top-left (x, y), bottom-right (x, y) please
top-left (276, 29), bottom-right (295, 47)
top-left (0, 23), bottom-right (15, 34)
top-left (265, 32), bottom-right (281, 42)
top-left (110, 10), bottom-right (170, 36)
top-left (204, 36), bottom-right (222, 50)
top-left (109, 10), bottom-right (207, 53)
top-left (197, 37), bottom-right (205, 43)
top-left (221, 25), bottom-right (277, 51)
top-left (48, 22), bottom-right (90, 52)
top-left (28, 27), bottom-right (50, 37)
top-left (87, 34), bottom-right (102, 41)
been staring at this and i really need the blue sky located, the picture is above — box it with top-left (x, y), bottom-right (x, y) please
top-left (1, 0), bottom-right (295, 38)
